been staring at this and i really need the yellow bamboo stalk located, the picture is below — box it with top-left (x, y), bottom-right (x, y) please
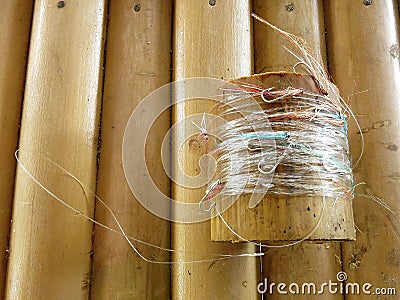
top-left (253, 1), bottom-right (343, 299)
top-left (172, 1), bottom-right (259, 299)
top-left (210, 73), bottom-right (355, 241)
top-left (326, 0), bottom-right (400, 298)
top-left (211, 0), bottom-right (354, 242)
top-left (90, 1), bottom-right (172, 299)
top-left (5, 1), bottom-right (106, 299)
top-left (0, 1), bottom-right (34, 297)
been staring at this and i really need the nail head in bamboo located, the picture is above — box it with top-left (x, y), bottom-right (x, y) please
top-left (210, 72), bottom-right (356, 242)
top-left (326, 0), bottom-right (400, 296)
top-left (90, 1), bottom-right (171, 299)
top-left (172, 1), bottom-right (259, 299)
top-left (0, 1), bottom-right (34, 297)
top-left (5, 1), bottom-right (105, 299)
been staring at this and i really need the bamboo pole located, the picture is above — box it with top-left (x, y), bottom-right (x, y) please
top-left (0, 1), bottom-right (34, 297)
top-left (5, 1), bottom-right (106, 299)
top-left (253, 1), bottom-right (343, 299)
top-left (90, 1), bottom-right (172, 299)
top-left (172, 1), bottom-right (259, 299)
top-left (210, 72), bottom-right (355, 241)
top-left (211, 0), bottom-right (354, 242)
top-left (325, 0), bottom-right (400, 297)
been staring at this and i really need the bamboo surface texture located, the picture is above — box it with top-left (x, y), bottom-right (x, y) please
top-left (91, 1), bottom-right (172, 299)
top-left (172, 1), bottom-right (259, 299)
top-left (0, 1), bottom-right (34, 297)
top-left (326, 0), bottom-right (400, 298)
top-left (5, 1), bottom-right (105, 299)
top-left (254, 1), bottom-right (343, 299)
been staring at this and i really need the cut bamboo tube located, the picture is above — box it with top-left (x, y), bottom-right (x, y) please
top-left (0, 1), bottom-right (34, 297)
top-left (90, 1), bottom-right (171, 299)
top-left (5, 1), bottom-right (105, 299)
top-left (212, 0), bottom-right (355, 242)
top-left (172, 1), bottom-right (259, 299)
top-left (326, 0), bottom-right (400, 297)
top-left (254, 2), bottom-right (343, 300)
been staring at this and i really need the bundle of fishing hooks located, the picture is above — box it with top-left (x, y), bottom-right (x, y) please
top-left (200, 14), bottom-right (358, 209)
top-left (204, 79), bottom-right (353, 207)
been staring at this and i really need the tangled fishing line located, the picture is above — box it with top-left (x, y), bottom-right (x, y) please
top-left (200, 14), bottom-right (359, 222)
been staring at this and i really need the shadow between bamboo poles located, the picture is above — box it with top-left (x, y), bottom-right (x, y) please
top-left (0, 1), bottom-right (34, 297)
top-left (5, 1), bottom-right (106, 299)
top-left (253, 1), bottom-right (343, 299)
top-left (172, 1), bottom-right (259, 299)
top-left (325, 1), bottom-right (400, 298)
top-left (91, 1), bottom-right (172, 299)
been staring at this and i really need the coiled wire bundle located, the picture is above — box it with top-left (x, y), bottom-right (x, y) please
top-left (205, 73), bottom-right (354, 209)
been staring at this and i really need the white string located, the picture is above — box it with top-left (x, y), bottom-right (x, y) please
top-left (14, 149), bottom-right (263, 265)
